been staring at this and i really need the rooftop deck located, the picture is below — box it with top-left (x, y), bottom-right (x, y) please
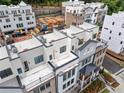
top-left (11, 36), bottom-right (42, 53)
top-left (79, 22), bottom-right (97, 30)
top-left (61, 25), bottom-right (85, 37)
top-left (21, 63), bottom-right (54, 91)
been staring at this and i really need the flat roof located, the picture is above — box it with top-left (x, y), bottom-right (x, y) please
top-left (79, 22), bottom-right (97, 30)
top-left (53, 52), bottom-right (78, 67)
top-left (43, 33), bottom-right (66, 42)
top-left (21, 63), bottom-right (54, 91)
top-left (61, 25), bottom-right (85, 37)
top-left (0, 46), bottom-right (8, 60)
top-left (12, 36), bottom-right (42, 53)
top-left (38, 29), bottom-right (67, 45)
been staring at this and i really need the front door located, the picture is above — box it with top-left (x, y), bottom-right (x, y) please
top-left (24, 61), bottom-right (29, 72)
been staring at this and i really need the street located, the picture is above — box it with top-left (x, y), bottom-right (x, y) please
top-left (103, 56), bottom-right (123, 74)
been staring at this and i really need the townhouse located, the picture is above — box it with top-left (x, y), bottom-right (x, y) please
top-left (63, 0), bottom-right (108, 26)
top-left (0, 1), bottom-right (107, 93)
top-left (0, 25), bottom-right (107, 93)
top-left (60, 25), bottom-right (107, 91)
top-left (100, 12), bottom-right (124, 54)
top-left (0, 1), bottom-right (36, 34)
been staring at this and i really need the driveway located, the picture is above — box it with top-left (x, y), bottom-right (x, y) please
top-left (103, 56), bottom-right (123, 74)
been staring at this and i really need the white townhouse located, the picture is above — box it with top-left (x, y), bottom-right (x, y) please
top-left (100, 12), bottom-right (124, 54)
top-left (37, 29), bottom-right (79, 93)
top-left (60, 25), bottom-right (107, 90)
top-left (0, 36), bottom-right (56, 93)
top-left (0, 1), bottom-right (36, 34)
top-left (63, 0), bottom-right (108, 25)
top-left (0, 26), bottom-right (107, 93)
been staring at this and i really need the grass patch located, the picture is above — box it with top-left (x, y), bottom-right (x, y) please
top-left (101, 89), bottom-right (110, 93)
top-left (101, 71), bottom-right (115, 83)
top-left (80, 78), bottom-right (105, 93)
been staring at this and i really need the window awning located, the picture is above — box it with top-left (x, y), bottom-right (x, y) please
top-left (79, 63), bottom-right (97, 75)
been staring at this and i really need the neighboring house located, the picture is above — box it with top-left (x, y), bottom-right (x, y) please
top-left (100, 12), bottom-right (124, 54)
top-left (63, 0), bottom-right (108, 25)
top-left (0, 25), bottom-right (107, 93)
top-left (0, 1), bottom-right (36, 33)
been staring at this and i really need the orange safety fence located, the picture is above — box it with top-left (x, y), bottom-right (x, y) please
top-left (14, 34), bottom-right (32, 43)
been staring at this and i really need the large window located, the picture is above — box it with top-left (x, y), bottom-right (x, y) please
top-left (72, 68), bottom-right (75, 76)
top-left (0, 68), bottom-right (13, 79)
top-left (33, 87), bottom-right (39, 93)
top-left (26, 17), bottom-right (30, 20)
top-left (68, 71), bottom-right (71, 78)
top-left (60, 46), bottom-right (66, 53)
top-left (46, 82), bottom-right (50, 88)
top-left (67, 81), bottom-right (70, 87)
top-left (6, 18), bottom-right (10, 22)
top-left (40, 85), bottom-right (45, 92)
top-left (34, 55), bottom-right (44, 64)
top-left (63, 84), bottom-right (66, 89)
top-left (17, 68), bottom-right (22, 74)
top-left (63, 73), bottom-right (66, 81)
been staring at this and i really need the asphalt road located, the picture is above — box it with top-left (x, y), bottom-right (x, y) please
top-left (103, 56), bottom-right (123, 74)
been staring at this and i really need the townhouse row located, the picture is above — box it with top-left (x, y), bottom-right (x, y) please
top-left (0, 1), bottom-right (36, 33)
top-left (62, 0), bottom-right (108, 25)
top-left (0, 23), bottom-right (107, 93)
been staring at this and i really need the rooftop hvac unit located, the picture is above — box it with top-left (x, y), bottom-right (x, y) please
top-left (40, 36), bottom-right (46, 43)
top-left (10, 45), bottom-right (18, 53)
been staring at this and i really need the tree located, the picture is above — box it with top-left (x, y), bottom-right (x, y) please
top-left (0, 0), bottom-right (11, 5)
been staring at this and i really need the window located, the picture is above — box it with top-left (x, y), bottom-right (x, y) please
top-left (60, 46), bottom-right (66, 53)
top-left (18, 17), bottom-right (22, 21)
top-left (119, 32), bottom-right (121, 36)
top-left (112, 22), bottom-right (115, 25)
top-left (87, 57), bottom-right (91, 62)
top-left (110, 30), bottom-right (112, 34)
top-left (63, 73), bottom-right (66, 81)
top-left (93, 33), bottom-right (97, 39)
top-left (22, 10), bottom-right (25, 13)
top-left (49, 55), bottom-right (52, 60)
top-left (72, 45), bottom-right (74, 50)
top-left (109, 37), bottom-right (111, 40)
top-left (46, 82), bottom-right (50, 88)
top-left (122, 23), bottom-right (124, 28)
top-left (68, 71), bottom-right (71, 78)
top-left (82, 59), bottom-right (87, 66)
top-left (40, 85), bottom-right (45, 91)
top-left (0, 68), bottom-right (13, 79)
top-left (34, 55), bottom-right (44, 64)
top-left (26, 17), bottom-right (30, 20)
top-left (18, 10), bottom-right (20, 13)
top-left (94, 13), bottom-right (97, 17)
top-left (16, 23), bottom-right (23, 28)
top-left (67, 81), bottom-right (70, 87)
top-left (78, 38), bottom-right (84, 45)
top-left (6, 19), bottom-right (10, 22)
top-left (72, 68), bottom-right (75, 76)
top-left (104, 27), bottom-right (108, 30)
top-left (17, 68), bottom-right (22, 74)
top-left (63, 84), bottom-right (66, 89)
top-left (71, 78), bottom-right (74, 84)
top-left (120, 41), bottom-right (123, 44)
top-left (100, 57), bottom-right (103, 63)
top-left (33, 87), bottom-right (40, 93)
